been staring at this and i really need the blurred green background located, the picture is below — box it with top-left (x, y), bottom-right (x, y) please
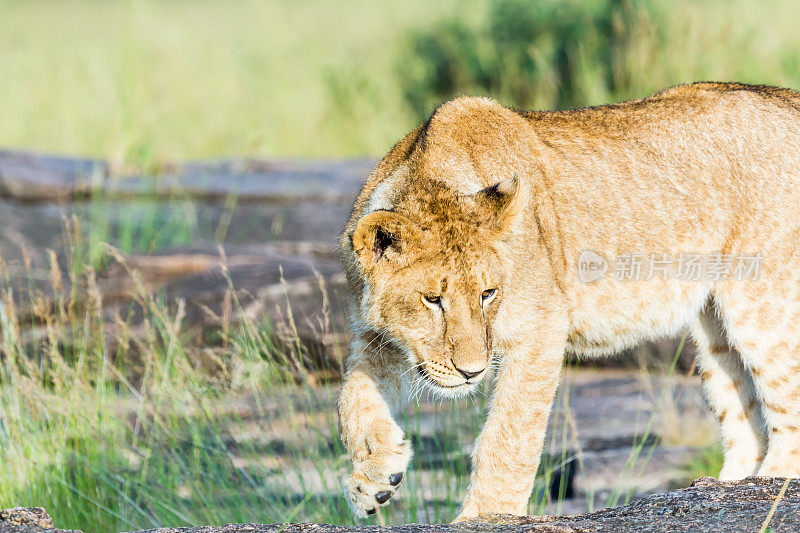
top-left (3, 0), bottom-right (800, 172)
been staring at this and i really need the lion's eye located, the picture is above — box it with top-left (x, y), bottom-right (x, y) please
top-left (481, 289), bottom-right (497, 301)
top-left (423, 294), bottom-right (441, 305)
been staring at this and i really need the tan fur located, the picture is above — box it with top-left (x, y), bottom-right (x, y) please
top-left (336, 82), bottom-right (800, 520)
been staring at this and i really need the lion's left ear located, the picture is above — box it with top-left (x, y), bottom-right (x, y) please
top-left (473, 174), bottom-right (525, 233)
top-left (351, 210), bottom-right (422, 276)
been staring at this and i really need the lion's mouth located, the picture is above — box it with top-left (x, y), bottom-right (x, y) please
top-left (416, 365), bottom-right (470, 390)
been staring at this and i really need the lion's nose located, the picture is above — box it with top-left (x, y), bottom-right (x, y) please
top-left (454, 365), bottom-right (484, 380)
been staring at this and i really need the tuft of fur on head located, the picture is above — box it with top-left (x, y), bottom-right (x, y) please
top-left (347, 176), bottom-right (525, 395)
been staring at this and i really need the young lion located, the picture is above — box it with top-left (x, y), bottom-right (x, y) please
top-left (337, 82), bottom-right (800, 520)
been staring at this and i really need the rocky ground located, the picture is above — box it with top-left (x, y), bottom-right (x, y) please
top-left (4, 478), bottom-right (799, 532)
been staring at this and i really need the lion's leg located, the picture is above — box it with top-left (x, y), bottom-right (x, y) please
top-left (690, 299), bottom-right (766, 479)
top-left (455, 330), bottom-right (566, 521)
top-left (715, 276), bottom-right (800, 477)
top-left (338, 334), bottom-right (413, 517)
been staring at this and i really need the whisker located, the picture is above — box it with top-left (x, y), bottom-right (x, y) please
top-left (359, 330), bottom-right (389, 353)
top-left (400, 362), bottom-right (425, 380)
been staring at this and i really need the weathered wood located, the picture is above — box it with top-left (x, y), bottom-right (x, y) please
top-left (0, 150), bottom-right (371, 202)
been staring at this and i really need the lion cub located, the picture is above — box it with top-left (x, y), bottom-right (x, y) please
top-left (337, 82), bottom-right (800, 520)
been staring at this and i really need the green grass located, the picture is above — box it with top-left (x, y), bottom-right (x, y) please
top-left (398, 0), bottom-right (800, 121)
top-left (4, 0), bottom-right (800, 169)
top-left (684, 444), bottom-right (725, 483)
top-left (82, 196), bottom-right (199, 267)
top-left (0, 0), bottom-right (477, 170)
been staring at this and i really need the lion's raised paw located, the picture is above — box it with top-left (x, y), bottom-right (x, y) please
top-left (345, 437), bottom-right (412, 517)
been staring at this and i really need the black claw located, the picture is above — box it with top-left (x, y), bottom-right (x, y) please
top-left (367, 508), bottom-right (377, 515)
top-left (375, 491), bottom-right (392, 504)
top-left (389, 472), bottom-right (403, 486)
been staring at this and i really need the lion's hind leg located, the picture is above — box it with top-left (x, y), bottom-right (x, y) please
top-left (715, 275), bottom-right (800, 477)
top-left (690, 299), bottom-right (767, 479)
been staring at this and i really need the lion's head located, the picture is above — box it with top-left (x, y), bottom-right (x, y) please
top-left (348, 176), bottom-right (523, 397)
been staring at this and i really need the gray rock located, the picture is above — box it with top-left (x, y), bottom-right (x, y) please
top-left (7, 478), bottom-right (799, 531)
top-left (0, 508), bottom-right (54, 528)
top-left (0, 507), bottom-right (78, 532)
top-left (111, 478), bottom-right (800, 531)
top-left (473, 477), bottom-right (800, 532)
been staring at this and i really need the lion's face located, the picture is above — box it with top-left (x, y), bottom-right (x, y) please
top-left (349, 177), bottom-right (521, 397)
top-left (368, 249), bottom-right (504, 396)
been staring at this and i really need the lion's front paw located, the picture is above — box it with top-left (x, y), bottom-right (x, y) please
top-left (345, 421), bottom-right (413, 518)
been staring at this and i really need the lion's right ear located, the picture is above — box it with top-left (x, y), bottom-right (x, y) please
top-left (472, 173), bottom-right (526, 234)
top-left (351, 211), bottom-right (422, 274)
